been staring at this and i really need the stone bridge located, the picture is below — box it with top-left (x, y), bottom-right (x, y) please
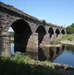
top-left (0, 2), bottom-right (66, 57)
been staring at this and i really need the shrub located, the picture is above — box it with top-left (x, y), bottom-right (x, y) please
top-left (68, 38), bottom-right (72, 41)
top-left (42, 20), bottom-right (46, 25)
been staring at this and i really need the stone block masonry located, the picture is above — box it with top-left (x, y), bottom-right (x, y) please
top-left (0, 2), bottom-right (66, 57)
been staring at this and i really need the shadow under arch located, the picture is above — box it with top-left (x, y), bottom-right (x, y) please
top-left (11, 19), bottom-right (32, 52)
top-left (36, 25), bottom-right (46, 45)
top-left (55, 29), bottom-right (60, 37)
top-left (61, 29), bottom-right (65, 34)
top-left (48, 27), bottom-right (54, 38)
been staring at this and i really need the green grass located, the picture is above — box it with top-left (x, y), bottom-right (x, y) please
top-left (9, 32), bottom-right (14, 37)
top-left (59, 34), bottom-right (74, 41)
top-left (0, 53), bottom-right (61, 75)
top-left (49, 41), bottom-right (60, 45)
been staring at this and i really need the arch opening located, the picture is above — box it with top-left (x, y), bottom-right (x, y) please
top-left (55, 29), bottom-right (60, 37)
top-left (61, 29), bottom-right (65, 34)
top-left (8, 27), bottom-right (14, 55)
top-left (36, 26), bottom-right (46, 45)
top-left (11, 19), bottom-right (32, 53)
top-left (48, 27), bottom-right (54, 38)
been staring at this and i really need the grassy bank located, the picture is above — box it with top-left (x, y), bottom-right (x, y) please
top-left (58, 34), bottom-right (74, 45)
top-left (0, 53), bottom-right (65, 75)
top-left (59, 34), bottom-right (74, 41)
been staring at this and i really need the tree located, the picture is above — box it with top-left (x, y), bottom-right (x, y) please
top-left (42, 20), bottom-right (46, 25)
top-left (66, 23), bottom-right (74, 34)
top-left (71, 23), bottom-right (74, 27)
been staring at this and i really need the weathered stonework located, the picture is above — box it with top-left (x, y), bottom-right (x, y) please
top-left (0, 2), bottom-right (66, 57)
top-left (0, 33), bottom-right (11, 56)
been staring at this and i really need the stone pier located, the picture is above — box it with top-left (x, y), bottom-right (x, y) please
top-left (0, 2), bottom-right (66, 57)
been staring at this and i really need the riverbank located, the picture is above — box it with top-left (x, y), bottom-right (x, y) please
top-left (40, 41), bottom-right (62, 47)
top-left (59, 34), bottom-right (74, 45)
top-left (60, 40), bottom-right (74, 45)
top-left (40, 44), bottom-right (62, 47)
top-left (0, 53), bottom-right (74, 75)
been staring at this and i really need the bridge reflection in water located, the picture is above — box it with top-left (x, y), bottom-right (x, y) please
top-left (38, 45), bottom-right (65, 61)
top-left (10, 43), bottom-right (65, 61)
top-left (11, 43), bottom-right (74, 66)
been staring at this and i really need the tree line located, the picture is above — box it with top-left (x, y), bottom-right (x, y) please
top-left (66, 23), bottom-right (74, 34)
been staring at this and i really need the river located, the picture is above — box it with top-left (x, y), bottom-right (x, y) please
top-left (10, 43), bottom-right (74, 66)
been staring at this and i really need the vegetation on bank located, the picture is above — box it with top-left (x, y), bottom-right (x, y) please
top-left (0, 53), bottom-right (64, 75)
top-left (59, 34), bottom-right (74, 41)
top-left (9, 32), bottom-right (14, 37)
top-left (66, 23), bottom-right (74, 34)
top-left (60, 23), bottom-right (74, 42)
top-left (9, 32), bottom-right (14, 42)
top-left (65, 44), bottom-right (74, 53)
top-left (49, 41), bottom-right (60, 45)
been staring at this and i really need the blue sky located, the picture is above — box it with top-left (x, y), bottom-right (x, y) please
top-left (0, 0), bottom-right (74, 27)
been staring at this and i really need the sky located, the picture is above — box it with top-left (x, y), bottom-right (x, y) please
top-left (0, 0), bottom-right (74, 27)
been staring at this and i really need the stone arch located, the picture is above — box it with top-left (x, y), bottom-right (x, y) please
top-left (36, 25), bottom-right (46, 45)
top-left (11, 19), bottom-right (32, 52)
top-left (48, 27), bottom-right (54, 38)
top-left (55, 29), bottom-right (60, 37)
top-left (61, 29), bottom-right (65, 34)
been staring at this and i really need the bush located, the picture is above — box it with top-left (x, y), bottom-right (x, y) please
top-left (66, 23), bottom-right (74, 34)
top-left (42, 20), bottom-right (46, 25)
top-left (50, 41), bottom-right (59, 45)
top-left (68, 38), bottom-right (72, 41)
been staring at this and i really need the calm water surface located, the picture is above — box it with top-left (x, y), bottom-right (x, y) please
top-left (10, 43), bottom-right (74, 66)
top-left (53, 45), bottom-right (74, 66)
